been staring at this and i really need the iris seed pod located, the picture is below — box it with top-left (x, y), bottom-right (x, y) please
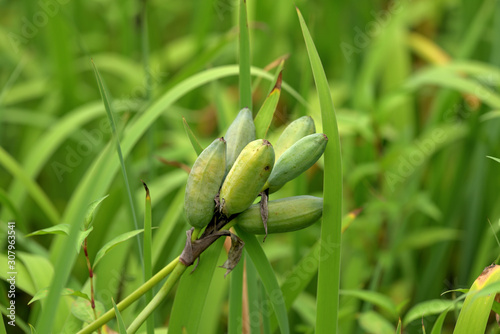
top-left (184, 138), bottom-right (226, 228)
top-left (263, 133), bottom-right (328, 193)
top-left (224, 108), bottom-right (256, 174)
top-left (234, 196), bottom-right (323, 234)
top-left (274, 116), bottom-right (315, 159)
top-left (219, 139), bottom-right (274, 217)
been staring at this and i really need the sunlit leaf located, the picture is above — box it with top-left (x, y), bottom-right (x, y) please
top-left (25, 224), bottom-right (70, 237)
top-left (92, 230), bottom-right (144, 269)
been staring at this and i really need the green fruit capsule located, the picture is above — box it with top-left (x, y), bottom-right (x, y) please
top-left (224, 108), bottom-right (256, 174)
top-left (263, 133), bottom-right (328, 194)
top-left (219, 139), bottom-right (274, 217)
top-left (234, 196), bottom-right (323, 234)
top-left (274, 116), bottom-right (315, 159)
top-left (184, 137), bottom-right (226, 228)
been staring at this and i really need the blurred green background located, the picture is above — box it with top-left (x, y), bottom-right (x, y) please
top-left (1, 0), bottom-right (500, 333)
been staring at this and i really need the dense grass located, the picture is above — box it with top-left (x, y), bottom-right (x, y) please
top-left (1, 0), bottom-right (500, 333)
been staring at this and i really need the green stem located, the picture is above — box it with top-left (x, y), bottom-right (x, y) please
top-left (83, 238), bottom-right (101, 334)
top-left (126, 227), bottom-right (202, 333)
top-left (76, 256), bottom-right (180, 334)
top-left (127, 262), bottom-right (188, 333)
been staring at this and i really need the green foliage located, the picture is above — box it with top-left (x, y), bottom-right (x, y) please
top-left (1, 0), bottom-right (499, 333)
top-left (111, 299), bottom-right (127, 334)
top-left (92, 230), bottom-right (145, 269)
top-left (297, 7), bottom-right (343, 333)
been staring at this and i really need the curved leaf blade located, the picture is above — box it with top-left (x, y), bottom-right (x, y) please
top-left (92, 230), bottom-right (144, 269)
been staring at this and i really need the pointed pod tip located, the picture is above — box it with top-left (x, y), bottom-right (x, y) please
top-left (322, 133), bottom-right (328, 141)
top-left (219, 137), bottom-right (226, 143)
top-left (262, 139), bottom-right (272, 146)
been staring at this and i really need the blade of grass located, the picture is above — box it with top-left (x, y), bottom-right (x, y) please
top-left (0, 101), bottom-right (128, 223)
top-left (0, 146), bottom-right (60, 225)
top-left (404, 69), bottom-right (500, 109)
top-left (182, 117), bottom-right (204, 155)
top-left (0, 57), bottom-right (26, 146)
top-left (229, 250), bottom-right (244, 334)
top-left (169, 239), bottom-right (225, 333)
top-left (454, 265), bottom-right (500, 333)
top-left (91, 59), bottom-right (144, 268)
top-left (235, 226), bottom-right (290, 334)
top-left (297, 8), bottom-right (343, 334)
top-left (92, 230), bottom-right (145, 269)
top-left (246, 254), bottom-right (260, 334)
top-left (142, 182), bottom-right (154, 334)
top-left (239, 0), bottom-right (252, 110)
top-left (340, 290), bottom-right (398, 320)
top-left (111, 298), bottom-right (127, 334)
top-left (254, 71), bottom-right (282, 139)
top-left (0, 307), bottom-right (5, 334)
top-left (260, 282), bottom-right (271, 334)
top-left (270, 212), bottom-right (359, 331)
top-left (456, 0), bottom-right (497, 59)
top-left (198, 247), bottom-right (231, 334)
top-left (403, 300), bottom-right (459, 326)
top-left (431, 307), bottom-right (450, 334)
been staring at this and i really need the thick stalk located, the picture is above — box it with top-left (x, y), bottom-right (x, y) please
top-left (126, 228), bottom-right (202, 333)
top-left (76, 256), bottom-right (179, 334)
top-left (127, 262), bottom-right (187, 333)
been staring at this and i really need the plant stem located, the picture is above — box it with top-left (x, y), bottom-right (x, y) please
top-left (127, 262), bottom-right (188, 333)
top-left (83, 237), bottom-right (101, 334)
top-left (76, 256), bottom-right (180, 334)
top-left (126, 227), bottom-right (201, 333)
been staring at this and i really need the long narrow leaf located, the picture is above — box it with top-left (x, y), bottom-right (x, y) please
top-left (235, 226), bottom-right (290, 334)
top-left (239, 0), bottom-right (252, 110)
top-left (254, 71), bottom-right (282, 139)
top-left (182, 117), bottom-right (204, 155)
top-left (168, 239), bottom-right (225, 333)
top-left (91, 60), bottom-right (144, 267)
top-left (0, 146), bottom-right (60, 225)
top-left (229, 251), bottom-right (244, 334)
top-left (92, 229), bottom-right (145, 269)
top-left (297, 8), bottom-right (343, 334)
top-left (112, 298), bottom-right (127, 334)
top-left (454, 265), bottom-right (500, 333)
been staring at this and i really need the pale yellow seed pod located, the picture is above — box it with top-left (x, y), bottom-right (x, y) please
top-left (219, 139), bottom-right (274, 217)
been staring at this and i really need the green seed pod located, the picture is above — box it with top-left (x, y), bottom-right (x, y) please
top-left (234, 196), bottom-right (323, 234)
top-left (274, 116), bottom-right (315, 159)
top-left (224, 108), bottom-right (256, 174)
top-left (184, 138), bottom-right (226, 228)
top-left (219, 139), bottom-right (274, 217)
top-left (263, 133), bottom-right (328, 194)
